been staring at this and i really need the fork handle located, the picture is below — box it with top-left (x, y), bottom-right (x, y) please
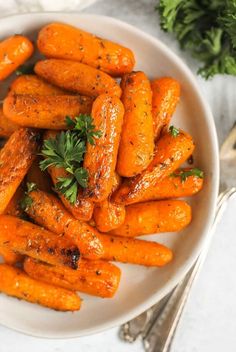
top-left (142, 187), bottom-right (236, 352)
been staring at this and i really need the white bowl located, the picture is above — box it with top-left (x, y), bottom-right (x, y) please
top-left (0, 13), bottom-right (219, 338)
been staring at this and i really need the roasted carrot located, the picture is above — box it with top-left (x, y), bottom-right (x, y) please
top-left (48, 164), bottom-right (94, 221)
top-left (25, 189), bottom-right (103, 260)
top-left (3, 94), bottom-right (93, 129)
top-left (93, 173), bottom-right (126, 232)
top-left (27, 158), bottom-right (52, 193)
top-left (0, 128), bottom-right (40, 214)
top-left (35, 59), bottom-right (122, 97)
top-left (24, 257), bottom-right (121, 298)
top-left (10, 74), bottom-right (66, 95)
top-left (0, 264), bottom-right (81, 311)
top-left (0, 35), bottom-right (33, 80)
top-left (0, 106), bottom-right (18, 137)
top-left (116, 71), bottom-right (154, 177)
top-left (4, 185), bottom-right (24, 217)
top-left (94, 200), bottom-right (126, 233)
top-left (135, 168), bottom-right (204, 203)
top-left (0, 247), bottom-right (23, 265)
top-left (0, 215), bottom-right (80, 269)
top-left (113, 130), bottom-right (195, 205)
top-left (83, 94), bottom-right (124, 202)
top-left (110, 200), bottom-right (192, 237)
top-left (100, 234), bottom-right (173, 267)
top-left (37, 22), bottom-right (135, 76)
top-left (151, 77), bottom-right (181, 140)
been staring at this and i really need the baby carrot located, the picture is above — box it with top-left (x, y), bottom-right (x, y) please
top-left (0, 35), bottom-right (33, 80)
top-left (100, 234), bottom-right (173, 267)
top-left (24, 257), bottom-right (121, 298)
top-left (0, 215), bottom-right (80, 269)
top-left (0, 264), bottom-right (81, 311)
top-left (35, 59), bottom-right (122, 97)
top-left (25, 189), bottom-right (103, 260)
top-left (0, 247), bottom-right (23, 265)
top-left (10, 74), bottom-right (66, 95)
top-left (37, 22), bottom-right (135, 76)
top-left (113, 130), bottom-right (195, 205)
top-left (151, 77), bottom-right (181, 140)
top-left (116, 71), bottom-right (154, 177)
top-left (0, 106), bottom-right (18, 137)
top-left (110, 200), bottom-right (192, 237)
top-left (83, 94), bottom-right (124, 202)
top-left (0, 128), bottom-right (39, 214)
top-left (3, 94), bottom-right (93, 129)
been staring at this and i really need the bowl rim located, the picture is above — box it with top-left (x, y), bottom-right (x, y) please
top-left (0, 12), bottom-right (219, 339)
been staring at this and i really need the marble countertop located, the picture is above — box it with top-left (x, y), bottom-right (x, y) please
top-left (0, 1), bottom-right (236, 351)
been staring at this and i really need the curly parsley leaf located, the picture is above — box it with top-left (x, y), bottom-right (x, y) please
top-left (19, 182), bottom-right (38, 211)
top-left (157, 0), bottom-right (236, 79)
top-left (40, 114), bottom-right (101, 204)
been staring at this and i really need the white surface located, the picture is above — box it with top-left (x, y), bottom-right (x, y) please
top-left (0, 12), bottom-right (218, 338)
top-left (0, 0), bottom-right (235, 350)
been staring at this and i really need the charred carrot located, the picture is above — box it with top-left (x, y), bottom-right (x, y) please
top-left (37, 22), bottom-right (135, 76)
top-left (10, 74), bottom-right (66, 95)
top-left (110, 200), bottom-right (192, 237)
top-left (27, 158), bottom-right (52, 193)
top-left (83, 94), bottom-right (124, 202)
top-left (151, 77), bottom-right (181, 140)
top-left (0, 128), bottom-right (39, 214)
top-left (0, 264), bottom-right (81, 311)
top-left (113, 130), bottom-right (195, 205)
top-left (24, 257), bottom-right (121, 298)
top-left (100, 234), bottom-right (173, 267)
top-left (0, 215), bottom-right (80, 269)
top-left (135, 168), bottom-right (204, 203)
top-left (116, 71), bottom-right (154, 177)
top-left (25, 189), bottom-right (103, 260)
top-left (0, 35), bottom-right (33, 80)
top-left (35, 59), bottom-right (122, 97)
top-left (0, 247), bottom-right (23, 265)
top-left (3, 94), bottom-right (93, 129)
top-left (0, 106), bottom-right (18, 137)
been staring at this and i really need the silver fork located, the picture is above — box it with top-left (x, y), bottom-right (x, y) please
top-left (120, 123), bottom-right (236, 352)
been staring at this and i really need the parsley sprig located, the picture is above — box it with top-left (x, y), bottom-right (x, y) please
top-left (20, 182), bottom-right (37, 211)
top-left (169, 125), bottom-right (180, 137)
top-left (39, 114), bottom-right (101, 204)
top-left (170, 168), bottom-right (204, 182)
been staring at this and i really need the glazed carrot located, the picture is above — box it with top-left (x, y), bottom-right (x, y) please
top-left (3, 94), bottom-right (93, 129)
top-left (25, 189), bottom-right (104, 260)
top-left (135, 168), bottom-right (204, 203)
top-left (93, 173), bottom-right (126, 232)
top-left (10, 74), bottom-right (66, 95)
top-left (110, 200), bottom-right (192, 237)
top-left (0, 128), bottom-right (39, 214)
top-left (83, 94), bottom-right (124, 202)
top-left (27, 158), bottom-right (52, 193)
top-left (0, 106), bottom-right (18, 137)
top-left (0, 35), bottom-right (33, 80)
top-left (113, 130), bottom-right (195, 205)
top-left (37, 22), bottom-right (135, 76)
top-left (116, 71), bottom-right (154, 177)
top-left (48, 164), bottom-right (94, 221)
top-left (4, 185), bottom-right (24, 217)
top-left (0, 264), bottom-right (81, 311)
top-left (24, 257), bottom-right (121, 298)
top-left (0, 247), bottom-right (23, 265)
top-left (35, 59), bottom-right (122, 97)
top-left (100, 234), bottom-right (173, 267)
top-left (151, 77), bottom-right (180, 140)
top-left (0, 215), bottom-right (80, 269)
